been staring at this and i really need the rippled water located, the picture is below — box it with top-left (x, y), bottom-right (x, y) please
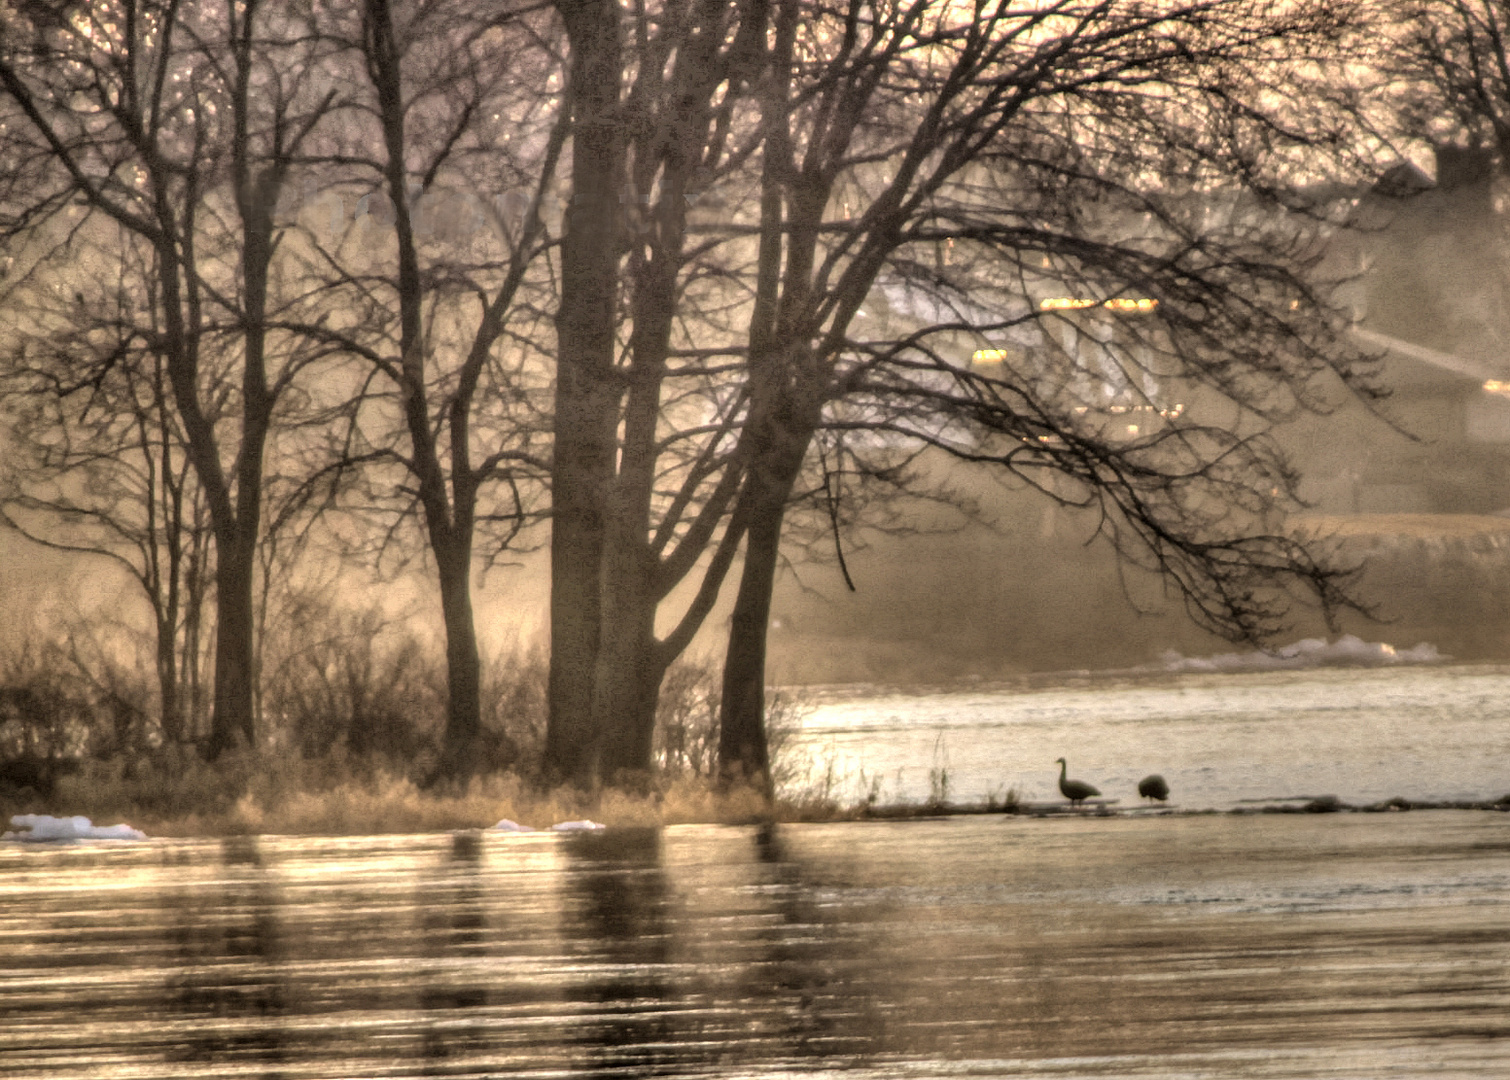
top-left (4, 812), bottom-right (1510, 1079)
top-left (791, 663), bottom-right (1510, 809)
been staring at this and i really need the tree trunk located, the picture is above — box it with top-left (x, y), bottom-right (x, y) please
top-left (545, 0), bottom-right (623, 786)
top-left (591, 237), bottom-right (681, 780)
top-left (155, 610), bottom-right (182, 745)
top-left (205, 528), bottom-right (258, 758)
top-left (717, 407), bottom-right (814, 795)
top-left (546, 364), bottom-right (619, 785)
top-left (717, 516), bottom-right (780, 794)
top-left (183, 525), bottom-right (209, 742)
top-left (592, 546), bottom-right (661, 782)
top-left (434, 536), bottom-right (483, 780)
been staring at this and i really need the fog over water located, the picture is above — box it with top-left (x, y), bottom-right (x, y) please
top-left (761, 510), bottom-right (1510, 685)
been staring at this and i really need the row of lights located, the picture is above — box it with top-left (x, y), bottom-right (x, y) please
top-left (1075, 403), bottom-right (1187, 418)
top-left (1040, 297), bottom-right (1160, 312)
top-left (972, 298), bottom-right (1160, 366)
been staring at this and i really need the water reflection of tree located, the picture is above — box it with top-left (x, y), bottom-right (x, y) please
top-left (416, 829), bottom-right (491, 1071)
top-left (559, 827), bottom-right (679, 1075)
top-left (163, 836), bottom-right (288, 1073)
top-left (745, 823), bottom-right (885, 1065)
top-left (552, 823), bottom-right (894, 1073)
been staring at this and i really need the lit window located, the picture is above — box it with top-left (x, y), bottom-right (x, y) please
top-left (1039, 297), bottom-right (1159, 312)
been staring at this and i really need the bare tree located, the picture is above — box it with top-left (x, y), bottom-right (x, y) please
top-left (0, 0), bottom-right (353, 757)
top-left (0, 230), bottom-right (213, 746)
top-left (1387, 1), bottom-right (1510, 152)
top-left (535, 0), bottom-right (1382, 791)
top-left (0, 0), bottom-right (1385, 798)
top-left (544, 0), bottom-right (794, 786)
top-left (545, 0), bottom-right (627, 784)
top-left (292, 0), bottom-right (561, 781)
top-left (708, 0), bottom-right (1385, 790)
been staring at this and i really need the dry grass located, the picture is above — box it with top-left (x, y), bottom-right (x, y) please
top-left (0, 618), bottom-right (841, 836)
top-left (2, 751), bottom-right (829, 837)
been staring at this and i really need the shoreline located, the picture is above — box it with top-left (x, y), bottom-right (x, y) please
top-left (7, 792), bottom-right (1510, 843)
top-left (855, 794), bottom-right (1510, 820)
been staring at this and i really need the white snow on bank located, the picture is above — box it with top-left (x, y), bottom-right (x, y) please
top-left (491, 818), bottom-right (607, 834)
top-left (4, 814), bottom-right (147, 842)
top-left (1159, 635), bottom-right (1443, 674)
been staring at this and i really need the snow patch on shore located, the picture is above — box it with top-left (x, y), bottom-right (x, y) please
top-left (491, 818), bottom-right (607, 834)
top-left (4, 814), bottom-right (147, 842)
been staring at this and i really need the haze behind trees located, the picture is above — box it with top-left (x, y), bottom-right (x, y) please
top-left (0, 0), bottom-right (1430, 797)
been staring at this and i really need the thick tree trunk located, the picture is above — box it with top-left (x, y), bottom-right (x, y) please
top-left (201, 273), bottom-right (271, 758)
top-left (592, 549), bottom-right (661, 782)
top-left (717, 407), bottom-right (814, 794)
top-left (717, 510), bottom-right (780, 794)
top-left (591, 256), bottom-right (679, 780)
top-left (205, 529), bottom-right (258, 758)
top-left (155, 611), bottom-right (182, 745)
top-left (205, 162), bottom-right (274, 758)
top-left (545, 0), bottom-right (623, 786)
top-left (546, 365), bottom-right (619, 785)
top-left (434, 537), bottom-right (483, 779)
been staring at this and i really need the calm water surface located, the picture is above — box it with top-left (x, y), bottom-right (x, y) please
top-left (791, 664), bottom-right (1510, 809)
top-left (3, 813), bottom-right (1509, 1079)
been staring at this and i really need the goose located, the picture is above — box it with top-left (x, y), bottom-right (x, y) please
top-left (1056, 757), bottom-right (1100, 807)
top-left (1138, 774), bottom-right (1170, 802)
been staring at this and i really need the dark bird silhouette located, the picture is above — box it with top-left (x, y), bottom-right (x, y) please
top-left (1138, 774), bottom-right (1170, 802)
top-left (1056, 757), bottom-right (1100, 806)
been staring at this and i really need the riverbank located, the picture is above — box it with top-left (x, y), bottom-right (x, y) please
top-left (874, 794), bottom-right (1510, 818)
top-left (0, 767), bottom-right (780, 838)
top-left (7, 758), bottom-right (1510, 840)
top-left (0, 744), bottom-right (887, 837)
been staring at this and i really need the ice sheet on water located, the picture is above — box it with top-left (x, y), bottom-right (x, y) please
top-left (1159, 634), bottom-right (1442, 674)
top-left (3, 814), bottom-right (147, 842)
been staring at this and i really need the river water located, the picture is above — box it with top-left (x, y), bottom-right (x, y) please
top-left (3, 662), bottom-right (1510, 1079)
top-left (789, 661), bottom-right (1510, 810)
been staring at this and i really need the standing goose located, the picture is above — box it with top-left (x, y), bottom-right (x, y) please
top-left (1138, 774), bottom-right (1170, 802)
top-left (1056, 757), bottom-right (1100, 807)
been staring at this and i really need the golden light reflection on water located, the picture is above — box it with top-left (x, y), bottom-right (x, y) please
top-left (1, 814), bottom-right (1508, 1079)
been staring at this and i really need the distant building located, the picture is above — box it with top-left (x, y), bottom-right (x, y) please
top-left (1302, 144), bottom-right (1510, 516)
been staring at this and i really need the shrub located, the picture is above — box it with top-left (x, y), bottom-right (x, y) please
top-left (653, 655), bottom-right (809, 786)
